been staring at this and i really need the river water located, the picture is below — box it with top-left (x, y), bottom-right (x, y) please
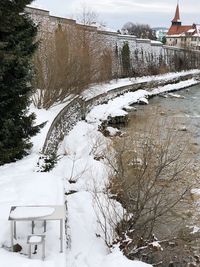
top-left (114, 84), bottom-right (200, 264)
top-left (128, 84), bottom-right (200, 160)
top-left (127, 84), bottom-right (200, 221)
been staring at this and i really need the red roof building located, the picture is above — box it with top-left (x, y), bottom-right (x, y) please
top-left (166, 4), bottom-right (200, 50)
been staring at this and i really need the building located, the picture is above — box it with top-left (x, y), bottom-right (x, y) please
top-left (153, 27), bottom-right (168, 42)
top-left (166, 4), bottom-right (200, 50)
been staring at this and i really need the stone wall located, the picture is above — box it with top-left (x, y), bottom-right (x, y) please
top-left (42, 72), bottom-right (199, 155)
top-left (26, 5), bottom-right (200, 108)
top-left (25, 7), bottom-right (200, 154)
top-left (26, 6), bottom-right (199, 72)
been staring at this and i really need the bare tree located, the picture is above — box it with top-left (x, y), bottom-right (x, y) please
top-left (122, 22), bottom-right (156, 40)
top-left (32, 21), bottom-right (113, 109)
top-left (76, 2), bottom-right (99, 26)
top-left (94, 118), bottom-right (198, 265)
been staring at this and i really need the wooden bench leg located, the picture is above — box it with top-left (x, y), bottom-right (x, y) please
top-left (60, 219), bottom-right (63, 253)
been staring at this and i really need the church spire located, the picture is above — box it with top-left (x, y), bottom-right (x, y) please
top-left (172, 3), bottom-right (181, 25)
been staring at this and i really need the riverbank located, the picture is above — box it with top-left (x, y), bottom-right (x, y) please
top-left (82, 69), bottom-right (200, 101)
top-left (43, 69), bottom-right (200, 155)
top-left (58, 71), bottom-right (200, 266)
top-left (109, 83), bottom-right (200, 264)
top-left (86, 77), bottom-right (199, 123)
top-left (0, 70), bottom-right (200, 267)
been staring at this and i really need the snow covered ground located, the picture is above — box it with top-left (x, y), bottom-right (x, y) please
top-left (82, 69), bottom-right (200, 100)
top-left (0, 103), bottom-right (67, 267)
top-left (87, 78), bottom-right (199, 123)
top-left (0, 70), bottom-right (200, 267)
top-left (55, 121), bottom-right (152, 267)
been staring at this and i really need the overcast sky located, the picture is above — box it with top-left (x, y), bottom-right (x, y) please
top-left (31, 0), bottom-right (200, 30)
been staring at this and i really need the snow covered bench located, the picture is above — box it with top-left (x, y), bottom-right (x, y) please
top-left (9, 205), bottom-right (65, 253)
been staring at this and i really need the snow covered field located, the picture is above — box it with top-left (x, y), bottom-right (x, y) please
top-left (0, 70), bottom-right (200, 267)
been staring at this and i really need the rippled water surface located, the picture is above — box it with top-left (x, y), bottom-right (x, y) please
top-left (116, 84), bottom-right (200, 260)
top-left (127, 84), bottom-right (200, 154)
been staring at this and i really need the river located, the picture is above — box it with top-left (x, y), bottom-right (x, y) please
top-left (112, 83), bottom-right (200, 265)
top-left (129, 83), bottom-right (200, 141)
top-left (128, 83), bottom-right (200, 163)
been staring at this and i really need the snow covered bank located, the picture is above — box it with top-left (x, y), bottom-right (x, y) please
top-left (86, 78), bottom-right (199, 123)
top-left (82, 69), bottom-right (200, 100)
top-left (55, 121), bottom-right (152, 267)
top-left (55, 76), bottom-right (199, 267)
top-left (42, 70), bottom-right (200, 155)
top-left (0, 111), bottom-right (151, 267)
top-left (150, 78), bottom-right (199, 96)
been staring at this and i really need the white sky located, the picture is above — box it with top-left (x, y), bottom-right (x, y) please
top-left (31, 0), bottom-right (200, 30)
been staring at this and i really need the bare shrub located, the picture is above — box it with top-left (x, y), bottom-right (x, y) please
top-left (98, 48), bottom-right (113, 83)
top-left (33, 26), bottom-right (76, 109)
top-left (33, 21), bottom-right (113, 109)
top-left (94, 118), bottom-right (199, 265)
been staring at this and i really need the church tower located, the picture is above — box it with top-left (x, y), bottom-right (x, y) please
top-left (171, 3), bottom-right (182, 26)
top-left (166, 2), bottom-right (199, 49)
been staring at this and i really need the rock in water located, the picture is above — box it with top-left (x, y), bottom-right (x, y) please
top-left (138, 97), bottom-right (149, 105)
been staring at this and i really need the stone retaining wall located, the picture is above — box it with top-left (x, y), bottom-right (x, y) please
top-left (42, 73), bottom-right (200, 154)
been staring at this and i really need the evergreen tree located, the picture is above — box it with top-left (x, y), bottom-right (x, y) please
top-left (0, 0), bottom-right (41, 165)
top-left (121, 42), bottom-right (131, 77)
top-left (162, 36), bottom-right (167, 44)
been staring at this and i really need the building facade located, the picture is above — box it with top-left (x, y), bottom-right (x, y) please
top-left (166, 4), bottom-right (200, 50)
